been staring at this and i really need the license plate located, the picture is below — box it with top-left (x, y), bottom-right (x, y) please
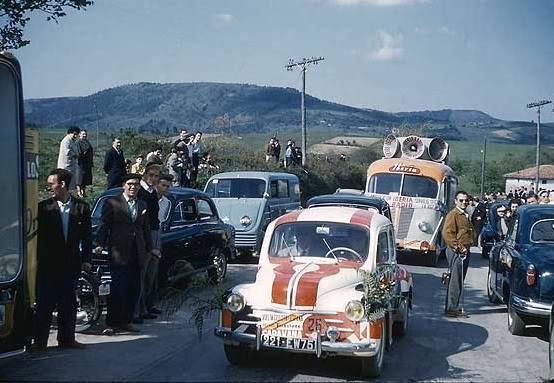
top-left (98, 283), bottom-right (110, 296)
top-left (261, 334), bottom-right (316, 351)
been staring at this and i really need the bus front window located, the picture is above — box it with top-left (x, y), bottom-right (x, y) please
top-left (368, 173), bottom-right (401, 195)
top-left (401, 175), bottom-right (439, 199)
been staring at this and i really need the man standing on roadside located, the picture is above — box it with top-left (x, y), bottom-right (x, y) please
top-left (95, 173), bottom-right (152, 335)
top-left (57, 126), bottom-right (81, 190)
top-left (134, 165), bottom-right (162, 323)
top-left (442, 190), bottom-right (474, 318)
top-left (103, 137), bottom-right (126, 189)
top-left (33, 168), bottom-right (92, 350)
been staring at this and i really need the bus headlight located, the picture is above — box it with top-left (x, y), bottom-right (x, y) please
top-left (226, 293), bottom-right (245, 313)
top-left (418, 221), bottom-right (432, 233)
top-left (345, 300), bottom-right (364, 322)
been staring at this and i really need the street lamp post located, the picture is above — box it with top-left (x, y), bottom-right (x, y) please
top-left (527, 100), bottom-right (552, 194)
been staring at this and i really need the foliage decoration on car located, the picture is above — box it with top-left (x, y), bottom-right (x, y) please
top-left (189, 280), bottom-right (227, 339)
top-left (361, 265), bottom-right (396, 322)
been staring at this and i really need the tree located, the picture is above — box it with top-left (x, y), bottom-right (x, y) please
top-left (1, 0), bottom-right (93, 50)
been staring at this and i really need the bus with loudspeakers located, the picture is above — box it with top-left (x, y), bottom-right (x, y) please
top-left (365, 135), bottom-right (457, 266)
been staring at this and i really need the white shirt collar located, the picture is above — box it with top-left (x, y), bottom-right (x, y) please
top-left (122, 193), bottom-right (136, 203)
top-left (140, 179), bottom-right (154, 193)
top-left (56, 196), bottom-right (72, 208)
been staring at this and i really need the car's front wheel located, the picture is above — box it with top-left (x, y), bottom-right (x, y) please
top-left (487, 263), bottom-right (501, 304)
top-left (208, 250), bottom-right (228, 285)
top-left (507, 294), bottom-right (526, 335)
top-left (393, 296), bottom-right (409, 337)
top-left (360, 320), bottom-right (385, 378)
top-left (224, 344), bottom-right (251, 365)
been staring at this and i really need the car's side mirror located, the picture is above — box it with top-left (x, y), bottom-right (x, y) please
top-left (263, 192), bottom-right (270, 199)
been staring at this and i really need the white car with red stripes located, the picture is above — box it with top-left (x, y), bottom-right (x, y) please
top-left (214, 206), bottom-right (413, 378)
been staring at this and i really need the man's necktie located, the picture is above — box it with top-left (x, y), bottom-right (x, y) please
top-left (128, 200), bottom-right (137, 222)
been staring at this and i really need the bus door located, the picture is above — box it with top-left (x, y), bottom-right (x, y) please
top-left (0, 52), bottom-right (35, 358)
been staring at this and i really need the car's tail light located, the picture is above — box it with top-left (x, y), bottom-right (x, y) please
top-left (527, 264), bottom-right (537, 286)
top-left (420, 241), bottom-right (430, 251)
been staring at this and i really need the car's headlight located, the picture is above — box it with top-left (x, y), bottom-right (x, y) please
top-left (418, 221), bottom-right (432, 233)
top-left (240, 216), bottom-right (252, 227)
top-left (345, 300), bottom-right (364, 322)
top-left (226, 293), bottom-right (245, 313)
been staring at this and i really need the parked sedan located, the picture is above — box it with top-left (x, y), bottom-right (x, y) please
top-left (306, 191), bottom-right (393, 222)
top-left (487, 204), bottom-right (554, 335)
top-left (91, 187), bottom-right (236, 286)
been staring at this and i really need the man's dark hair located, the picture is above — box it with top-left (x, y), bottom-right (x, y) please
top-left (455, 190), bottom-right (468, 199)
top-left (160, 174), bottom-right (174, 183)
top-left (152, 145), bottom-right (162, 152)
top-left (112, 136), bottom-right (121, 142)
top-left (136, 154), bottom-right (144, 159)
top-left (67, 126), bottom-right (80, 135)
top-left (80, 129), bottom-right (87, 133)
top-left (510, 198), bottom-right (523, 206)
top-left (48, 168), bottom-right (72, 188)
top-left (144, 164), bottom-right (161, 176)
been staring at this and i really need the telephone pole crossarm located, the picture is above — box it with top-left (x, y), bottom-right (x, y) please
top-left (527, 99), bottom-right (552, 194)
top-left (285, 56), bottom-right (325, 166)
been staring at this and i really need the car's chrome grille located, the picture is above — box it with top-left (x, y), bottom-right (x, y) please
top-left (396, 208), bottom-right (414, 240)
top-left (235, 232), bottom-right (258, 247)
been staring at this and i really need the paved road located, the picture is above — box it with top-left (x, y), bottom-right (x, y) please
top-left (0, 248), bottom-right (550, 381)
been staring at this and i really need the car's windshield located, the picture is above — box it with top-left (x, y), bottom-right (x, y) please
top-left (368, 173), bottom-right (438, 199)
top-left (268, 222), bottom-right (369, 262)
top-left (205, 178), bottom-right (266, 199)
top-left (531, 219), bottom-right (554, 243)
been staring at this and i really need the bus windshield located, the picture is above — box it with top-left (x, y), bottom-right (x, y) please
top-left (368, 173), bottom-right (438, 199)
top-left (205, 178), bottom-right (267, 199)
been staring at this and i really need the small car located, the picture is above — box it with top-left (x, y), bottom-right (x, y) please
top-left (214, 206), bottom-right (413, 378)
top-left (204, 171), bottom-right (300, 256)
top-left (91, 187), bottom-right (236, 286)
top-left (487, 204), bottom-right (554, 334)
top-left (306, 192), bottom-right (392, 222)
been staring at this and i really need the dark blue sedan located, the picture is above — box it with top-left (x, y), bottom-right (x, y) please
top-left (487, 204), bottom-right (554, 335)
top-left (91, 187), bottom-right (236, 287)
top-left (306, 191), bottom-right (392, 222)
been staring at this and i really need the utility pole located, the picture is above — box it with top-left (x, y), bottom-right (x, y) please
top-left (480, 136), bottom-right (487, 199)
top-left (527, 100), bottom-right (552, 194)
top-left (285, 56), bottom-right (325, 166)
top-left (93, 101), bottom-right (100, 149)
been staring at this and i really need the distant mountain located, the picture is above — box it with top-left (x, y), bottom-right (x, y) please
top-left (23, 82), bottom-right (553, 144)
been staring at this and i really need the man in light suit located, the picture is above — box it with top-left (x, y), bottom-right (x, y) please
top-left (95, 173), bottom-right (153, 334)
top-left (57, 126), bottom-right (81, 189)
top-left (103, 137), bottom-right (126, 190)
top-left (33, 168), bottom-right (92, 351)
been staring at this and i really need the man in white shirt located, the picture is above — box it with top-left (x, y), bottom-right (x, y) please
top-left (57, 126), bottom-right (80, 189)
top-left (157, 174), bottom-right (173, 224)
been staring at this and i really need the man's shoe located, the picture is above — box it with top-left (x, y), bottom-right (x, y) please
top-left (102, 327), bottom-right (116, 336)
top-left (148, 307), bottom-right (162, 315)
top-left (58, 340), bottom-right (87, 349)
top-left (132, 317), bottom-right (144, 324)
top-left (142, 313), bottom-right (157, 319)
top-left (118, 324), bottom-right (141, 333)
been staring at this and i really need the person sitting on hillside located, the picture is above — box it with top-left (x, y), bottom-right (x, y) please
top-left (131, 155), bottom-right (145, 175)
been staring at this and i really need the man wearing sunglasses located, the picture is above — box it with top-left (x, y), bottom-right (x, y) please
top-left (442, 190), bottom-right (474, 318)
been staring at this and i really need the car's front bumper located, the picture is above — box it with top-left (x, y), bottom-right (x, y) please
top-left (510, 294), bottom-right (551, 318)
top-left (214, 326), bottom-right (379, 358)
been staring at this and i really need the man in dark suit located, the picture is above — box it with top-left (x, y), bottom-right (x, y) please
top-left (103, 137), bottom-right (126, 189)
top-left (95, 173), bottom-right (152, 334)
top-left (33, 168), bottom-right (92, 351)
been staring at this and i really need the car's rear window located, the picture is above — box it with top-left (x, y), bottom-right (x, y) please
top-left (531, 219), bottom-right (554, 243)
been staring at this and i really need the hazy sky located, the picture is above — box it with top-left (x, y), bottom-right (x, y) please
top-left (16, 0), bottom-right (554, 122)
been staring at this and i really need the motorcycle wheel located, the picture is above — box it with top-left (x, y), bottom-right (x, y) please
top-left (75, 273), bottom-right (101, 333)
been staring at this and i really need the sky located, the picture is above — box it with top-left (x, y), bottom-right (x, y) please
top-left (15, 0), bottom-right (554, 122)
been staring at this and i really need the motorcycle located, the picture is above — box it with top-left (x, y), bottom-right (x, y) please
top-left (52, 266), bottom-right (111, 333)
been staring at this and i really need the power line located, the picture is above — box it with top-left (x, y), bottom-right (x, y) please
top-left (285, 56), bottom-right (325, 166)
